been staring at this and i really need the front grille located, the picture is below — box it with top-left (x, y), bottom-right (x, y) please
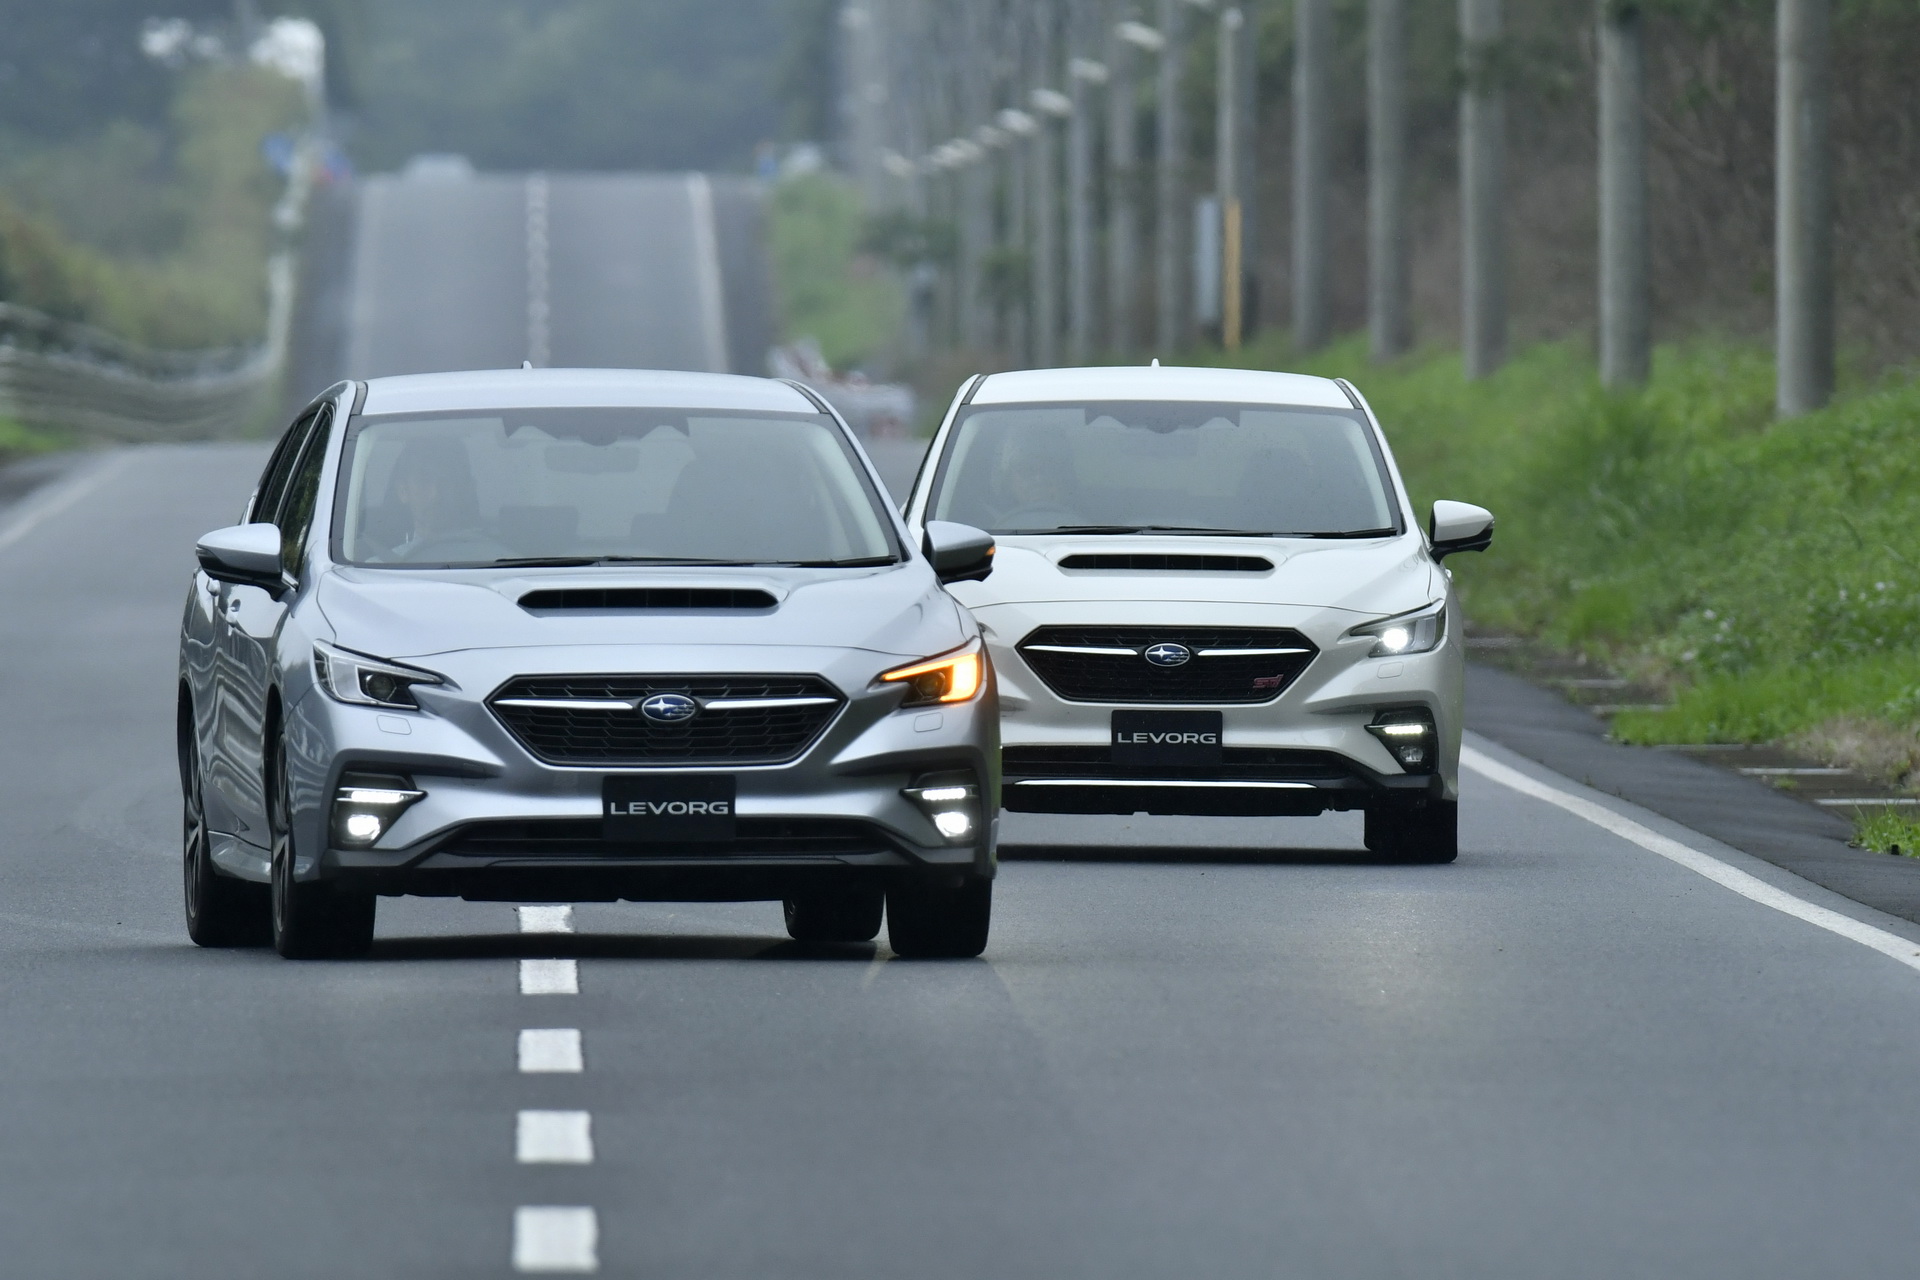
top-left (1015, 627), bottom-right (1317, 704)
top-left (439, 817), bottom-right (885, 859)
top-left (1003, 746), bottom-right (1358, 783)
top-left (489, 674), bottom-right (843, 765)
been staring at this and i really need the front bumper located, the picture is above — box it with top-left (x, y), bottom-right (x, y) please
top-left (976, 600), bottom-right (1465, 816)
top-left (280, 643), bottom-right (999, 901)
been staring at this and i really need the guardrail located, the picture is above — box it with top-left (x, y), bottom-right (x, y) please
top-left (0, 251), bottom-right (291, 443)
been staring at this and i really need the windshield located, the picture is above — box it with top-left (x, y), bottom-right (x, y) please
top-left (927, 401), bottom-right (1400, 537)
top-left (331, 408), bottom-right (898, 568)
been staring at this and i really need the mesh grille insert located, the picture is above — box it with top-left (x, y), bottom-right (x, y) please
top-left (489, 674), bottom-right (842, 765)
top-left (1016, 626), bottom-right (1316, 704)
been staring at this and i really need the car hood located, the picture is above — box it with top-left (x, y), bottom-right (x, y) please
top-left (314, 562), bottom-right (969, 662)
top-left (945, 533), bottom-right (1440, 620)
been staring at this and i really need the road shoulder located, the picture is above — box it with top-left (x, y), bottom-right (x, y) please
top-left (1468, 661), bottom-right (1920, 925)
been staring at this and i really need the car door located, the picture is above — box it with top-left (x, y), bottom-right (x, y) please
top-left (210, 406), bottom-right (328, 841)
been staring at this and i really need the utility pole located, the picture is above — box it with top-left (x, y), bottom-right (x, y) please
top-left (958, 1), bottom-right (994, 352)
top-left (1459, 0), bottom-right (1506, 379)
top-left (1597, 1), bottom-right (1649, 387)
top-left (1030, 5), bottom-right (1065, 369)
top-left (1111, 14), bottom-right (1160, 357)
top-left (1215, 7), bottom-right (1246, 351)
top-left (1777, 0), bottom-right (1833, 416)
top-left (1294, 0), bottom-right (1332, 352)
top-left (1369, 0), bottom-right (1410, 361)
top-left (1067, 14), bottom-right (1106, 365)
top-left (1155, 0), bottom-right (1187, 356)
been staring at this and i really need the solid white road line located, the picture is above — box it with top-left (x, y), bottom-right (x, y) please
top-left (1461, 744), bottom-right (1920, 975)
top-left (685, 172), bottom-right (730, 374)
top-left (519, 1028), bottom-right (584, 1073)
top-left (518, 905), bottom-right (574, 934)
top-left (520, 958), bottom-right (579, 994)
top-left (513, 1206), bottom-right (598, 1274)
top-left (0, 455), bottom-right (129, 556)
top-left (517, 1110), bottom-right (594, 1164)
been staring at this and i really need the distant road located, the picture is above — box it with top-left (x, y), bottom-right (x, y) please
top-left (294, 169), bottom-right (773, 394)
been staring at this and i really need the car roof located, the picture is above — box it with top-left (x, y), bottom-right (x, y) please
top-left (358, 368), bottom-right (821, 417)
top-left (968, 364), bottom-right (1356, 410)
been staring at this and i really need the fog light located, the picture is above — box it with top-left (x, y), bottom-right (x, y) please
top-left (904, 775), bottom-right (981, 845)
top-left (1366, 710), bottom-right (1439, 775)
top-left (331, 772), bottom-right (426, 848)
top-left (933, 810), bottom-right (973, 838)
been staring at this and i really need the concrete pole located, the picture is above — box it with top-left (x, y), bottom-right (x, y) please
top-left (1108, 15), bottom-right (1149, 357)
top-left (1067, 39), bottom-right (1104, 364)
top-left (1460, 0), bottom-right (1506, 379)
top-left (1216, 7), bottom-right (1244, 350)
top-left (1030, 6), bottom-right (1061, 369)
top-left (1597, 1), bottom-right (1649, 387)
top-left (1155, 0), bottom-right (1187, 355)
top-left (1293, 0), bottom-right (1332, 352)
top-left (1368, 0), bottom-right (1410, 361)
top-left (1777, 0), bottom-right (1833, 416)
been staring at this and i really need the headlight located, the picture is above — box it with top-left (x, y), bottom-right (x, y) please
top-left (313, 640), bottom-right (446, 709)
top-left (878, 639), bottom-right (985, 708)
top-left (1349, 600), bottom-right (1446, 658)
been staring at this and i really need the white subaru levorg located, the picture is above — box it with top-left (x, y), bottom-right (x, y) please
top-left (903, 365), bottom-right (1493, 862)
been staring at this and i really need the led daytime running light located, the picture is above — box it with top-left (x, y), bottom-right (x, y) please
top-left (880, 641), bottom-right (985, 705)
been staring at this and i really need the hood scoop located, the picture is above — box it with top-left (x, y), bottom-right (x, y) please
top-left (1057, 553), bottom-right (1274, 573)
top-left (518, 587), bottom-right (778, 612)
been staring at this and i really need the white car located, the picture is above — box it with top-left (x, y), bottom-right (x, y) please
top-left (903, 365), bottom-right (1492, 862)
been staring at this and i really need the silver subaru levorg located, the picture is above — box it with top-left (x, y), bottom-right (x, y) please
top-left (179, 369), bottom-right (1000, 959)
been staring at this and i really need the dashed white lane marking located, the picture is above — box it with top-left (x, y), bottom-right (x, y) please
top-left (1462, 745), bottom-right (1920, 974)
top-left (519, 1028), bottom-right (584, 1073)
top-left (518, 905), bottom-right (574, 934)
top-left (513, 1206), bottom-right (598, 1273)
top-left (517, 1110), bottom-right (594, 1164)
top-left (520, 958), bottom-right (579, 994)
top-left (525, 173), bottom-right (552, 367)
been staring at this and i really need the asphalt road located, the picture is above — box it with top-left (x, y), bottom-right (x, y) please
top-left (6, 174), bottom-right (1920, 1277)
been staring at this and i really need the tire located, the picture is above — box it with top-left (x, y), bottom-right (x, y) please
top-left (182, 740), bottom-right (269, 947)
top-left (1365, 800), bottom-right (1459, 864)
top-left (268, 738), bottom-right (376, 959)
top-left (885, 877), bottom-right (991, 958)
top-left (783, 886), bottom-right (885, 943)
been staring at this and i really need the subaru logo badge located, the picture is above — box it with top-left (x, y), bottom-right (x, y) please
top-left (1144, 643), bottom-right (1192, 668)
top-left (640, 693), bottom-right (700, 723)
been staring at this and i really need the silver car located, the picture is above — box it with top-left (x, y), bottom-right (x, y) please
top-left (179, 369), bottom-right (999, 959)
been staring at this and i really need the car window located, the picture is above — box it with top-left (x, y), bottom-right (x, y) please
top-left (250, 407), bottom-right (323, 525)
top-left (928, 401), bottom-right (1400, 537)
top-left (331, 407), bottom-right (900, 568)
top-left (277, 408), bottom-right (333, 577)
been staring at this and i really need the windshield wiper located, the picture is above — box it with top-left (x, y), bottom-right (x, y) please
top-left (1005, 524), bottom-right (1286, 537)
top-left (1270, 528), bottom-right (1399, 539)
top-left (762, 555), bottom-right (899, 567)
top-left (488, 555), bottom-right (763, 568)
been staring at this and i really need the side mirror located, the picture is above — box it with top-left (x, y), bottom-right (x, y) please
top-left (923, 520), bottom-right (995, 584)
top-left (1429, 501), bottom-right (1494, 560)
top-left (197, 523), bottom-right (287, 595)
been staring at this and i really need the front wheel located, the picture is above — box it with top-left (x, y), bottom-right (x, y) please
top-left (182, 742), bottom-right (268, 947)
top-left (1365, 801), bottom-right (1458, 864)
top-left (268, 739), bottom-right (376, 959)
top-left (783, 886), bottom-right (884, 943)
top-left (886, 878), bottom-right (991, 958)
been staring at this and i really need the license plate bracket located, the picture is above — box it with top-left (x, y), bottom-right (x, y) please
top-left (1110, 710), bottom-right (1224, 767)
top-left (602, 775), bottom-right (737, 842)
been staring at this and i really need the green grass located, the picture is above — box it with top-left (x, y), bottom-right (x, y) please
top-left (765, 174), bottom-right (905, 372)
top-left (1205, 331), bottom-right (1920, 763)
top-left (1850, 808), bottom-right (1920, 857)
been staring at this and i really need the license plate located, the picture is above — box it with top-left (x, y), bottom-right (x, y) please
top-left (602, 775), bottom-right (737, 842)
top-left (1111, 711), bottom-right (1224, 766)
